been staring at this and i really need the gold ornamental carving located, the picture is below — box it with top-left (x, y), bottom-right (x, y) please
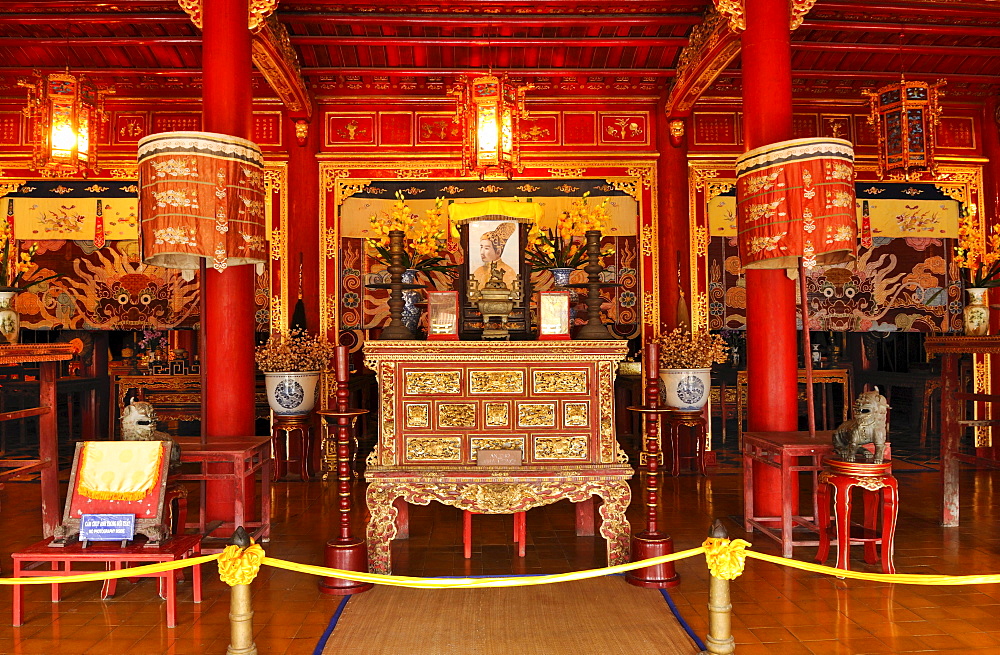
top-left (533, 370), bottom-right (588, 394)
top-left (564, 403), bottom-right (589, 427)
top-left (485, 402), bottom-right (510, 427)
top-left (439, 403), bottom-right (477, 428)
top-left (469, 370), bottom-right (524, 394)
top-left (176, 0), bottom-right (277, 29)
top-left (379, 362), bottom-right (397, 464)
top-left (712, 0), bottom-right (745, 32)
top-left (640, 224), bottom-right (654, 256)
top-left (598, 360), bottom-right (618, 463)
top-left (405, 403), bottom-right (429, 428)
top-left (518, 403), bottom-right (556, 427)
top-left (406, 437), bottom-right (462, 461)
top-left (790, 0), bottom-right (818, 30)
top-left (534, 436), bottom-right (588, 459)
top-left (405, 371), bottom-right (461, 395)
top-left (365, 479), bottom-right (632, 574)
top-left (470, 437), bottom-right (525, 460)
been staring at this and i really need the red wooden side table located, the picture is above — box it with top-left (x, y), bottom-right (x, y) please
top-left (815, 459), bottom-right (898, 574)
top-left (271, 414), bottom-right (312, 481)
top-left (173, 436), bottom-right (273, 545)
top-left (11, 533), bottom-right (203, 627)
top-left (742, 430), bottom-right (834, 558)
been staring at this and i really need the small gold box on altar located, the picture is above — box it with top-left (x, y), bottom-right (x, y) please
top-left (476, 449), bottom-right (523, 466)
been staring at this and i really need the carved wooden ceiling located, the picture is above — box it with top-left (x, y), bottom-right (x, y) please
top-left (1, 0), bottom-right (999, 105)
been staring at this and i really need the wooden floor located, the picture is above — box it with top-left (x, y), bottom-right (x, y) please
top-left (0, 427), bottom-right (999, 654)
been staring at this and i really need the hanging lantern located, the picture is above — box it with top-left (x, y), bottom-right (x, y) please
top-left (19, 71), bottom-right (111, 177)
top-left (450, 73), bottom-right (531, 179)
top-left (865, 79), bottom-right (945, 180)
top-left (137, 131), bottom-right (267, 273)
top-left (735, 137), bottom-right (857, 270)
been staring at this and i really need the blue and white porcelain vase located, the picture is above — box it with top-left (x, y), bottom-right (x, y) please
top-left (264, 370), bottom-right (320, 416)
top-left (401, 268), bottom-right (422, 333)
top-left (549, 267), bottom-right (574, 287)
top-left (659, 368), bottom-right (711, 411)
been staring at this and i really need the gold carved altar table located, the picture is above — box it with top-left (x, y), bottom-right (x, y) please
top-left (363, 341), bottom-right (633, 574)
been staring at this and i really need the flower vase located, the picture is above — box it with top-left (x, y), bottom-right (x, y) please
top-left (659, 368), bottom-right (711, 411)
top-left (0, 290), bottom-right (19, 344)
top-left (549, 267), bottom-right (574, 287)
top-left (964, 287), bottom-right (991, 336)
top-left (401, 269), bottom-right (421, 333)
top-left (264, 371), bottom-right (321, 416)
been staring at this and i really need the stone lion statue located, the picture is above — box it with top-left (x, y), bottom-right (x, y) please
top-left (121, 401), bottom-right (180, 469)
top-left (833, 388), bottom-right (890, 464)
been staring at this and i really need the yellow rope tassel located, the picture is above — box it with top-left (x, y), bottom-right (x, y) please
top-left (703, 537), bottom-right (750, 580)
top-left (218, 541), bottom-right (266, 586)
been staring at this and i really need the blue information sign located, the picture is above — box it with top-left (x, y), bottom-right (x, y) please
top-left (80, 514), bottom-right (136, 542)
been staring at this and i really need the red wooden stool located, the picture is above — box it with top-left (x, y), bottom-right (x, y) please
top-left (463, 511), bottom-right (527, 558)
top-left (662, 410), bottom-right (708, 477)
top-left (815, 459), bottom-right (898, 574)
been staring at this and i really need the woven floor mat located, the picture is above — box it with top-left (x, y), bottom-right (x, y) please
top-left (322, 576), bottom-right (699, 655)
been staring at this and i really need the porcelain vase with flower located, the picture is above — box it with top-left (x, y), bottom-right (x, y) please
top-left (264, 370), bottom-right (321, 416)
top-left (964, 287), bottom-right (991, 336)
top-left (0, 290), bottom-right (19, 345)
top-left (659, 368), bottom-right (712, 411)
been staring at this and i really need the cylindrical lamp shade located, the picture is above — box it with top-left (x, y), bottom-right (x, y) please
top-left (137, 131), bottom-right (267, 272)
top-left (735, 137), bottom-right (857, 270)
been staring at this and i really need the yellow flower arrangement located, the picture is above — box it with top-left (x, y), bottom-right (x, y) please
top-left (367, 191), bottom-right (456, 277)
top-left (656, 327), bottom-right (729, 369)
top-left (525, 192), bottom-right (615, 271)
top-left (1, 220), bottom-right (56, 292)
top-left (254, 328), bottom-right (338, 373)
top-left (954, 219), bottom-right (1000, 288)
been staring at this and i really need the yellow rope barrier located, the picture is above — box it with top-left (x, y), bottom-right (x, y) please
top-left (0, 541), bottom-right (998, 588)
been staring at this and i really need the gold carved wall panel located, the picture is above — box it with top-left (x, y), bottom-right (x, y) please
top-left (405, 403), bottom-right (429, 428)
top-left (438, 403), bottom-right (477, 428)
top-left (406, 437), bottom-right (462, 461)
top-left (534, 436), bottom-right (588, 460)
top-left (564, 402), bottom-right (589, 427)
top-left (485, 402), bottom-right (510, 427)
top-left (518, 403), bottom-right (556, 427)
top-left (405, 371), bottom-right (461, 395)
top-left (469, 370), bottom-right (525, 394)
top-left (470, 437), bottom-right (525, 460)
top-left (532, 370), bottom-right (588, 394)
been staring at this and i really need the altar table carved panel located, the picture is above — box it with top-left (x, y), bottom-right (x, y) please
top-left (363, 341), bottom-right (633, 574)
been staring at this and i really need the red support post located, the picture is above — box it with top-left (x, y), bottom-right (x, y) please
top-left (200, 0), bottom-right (257, 523)
top-left (940, 353), bottom-right (960, 527)
top-left (742, 0), bottom-right (800, 517)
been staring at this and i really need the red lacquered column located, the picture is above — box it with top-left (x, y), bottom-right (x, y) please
top-left (202, 0), bottom-right (257, 522)
top-left (625, 342), bottom-right (680, 588)
top-left (981, 98), bottom-right (1000, 462)
top-left (657, 105), bottom-right (690, 331)
top-left (318, 347), bottom-right (372, 594)
top-left (742, 0), bottom-right (799, 517)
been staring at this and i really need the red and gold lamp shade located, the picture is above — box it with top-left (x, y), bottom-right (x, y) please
top-left (735, 137), bottom-right (857, 271)
top-left (865, 79), bottom-right (945, 180)
top-left (137, 131), bottom-right (267, 273)
top-left (450, 73), bottom-right (532, 179)
top-left (19, 71), bottom-right (111, 177)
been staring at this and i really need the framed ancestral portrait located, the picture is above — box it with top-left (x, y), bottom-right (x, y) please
top-left (427, 291), bottom-right (460, 340)
top-left (538, 291), bottom-right (572, 340)
top-left (450, 199), bottom-right (539, 340)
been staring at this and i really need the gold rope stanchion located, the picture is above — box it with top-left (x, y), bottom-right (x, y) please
top-left (219, 527), bottom-right (265, 655)
top-left (701, 520), bottom-right (747, 655)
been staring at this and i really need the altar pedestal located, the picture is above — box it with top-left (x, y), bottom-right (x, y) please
top-left (363, 341), bottom-right (632, 574)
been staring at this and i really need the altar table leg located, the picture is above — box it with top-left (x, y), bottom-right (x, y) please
top-left (596, 482), bottom-right (632, 566)
top-left (394, 498), bottom-right (409, 540)
top-left (575, 497), bottom-right (595, 537)
top-left (815, 482), bottom-right (831, 565)
top-left (863, 489), bottom-right (879, 565)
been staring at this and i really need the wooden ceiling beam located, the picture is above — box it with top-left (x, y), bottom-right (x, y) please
top-left (800, 19), bottom-right (1000, 38)
top-left (0, 13), bottom-right (189, 23)
top-left (793, 42), bottom-right (1000, 58)
top-left (278, 12), bottom-right (703, 27)
top-left (0, 36), bottom-right (688, 47)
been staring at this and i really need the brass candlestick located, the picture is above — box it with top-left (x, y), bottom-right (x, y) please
top-left (368, 229), bottom-right (422, 340)
top-left (573, 230), bottom-right (615, 340)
